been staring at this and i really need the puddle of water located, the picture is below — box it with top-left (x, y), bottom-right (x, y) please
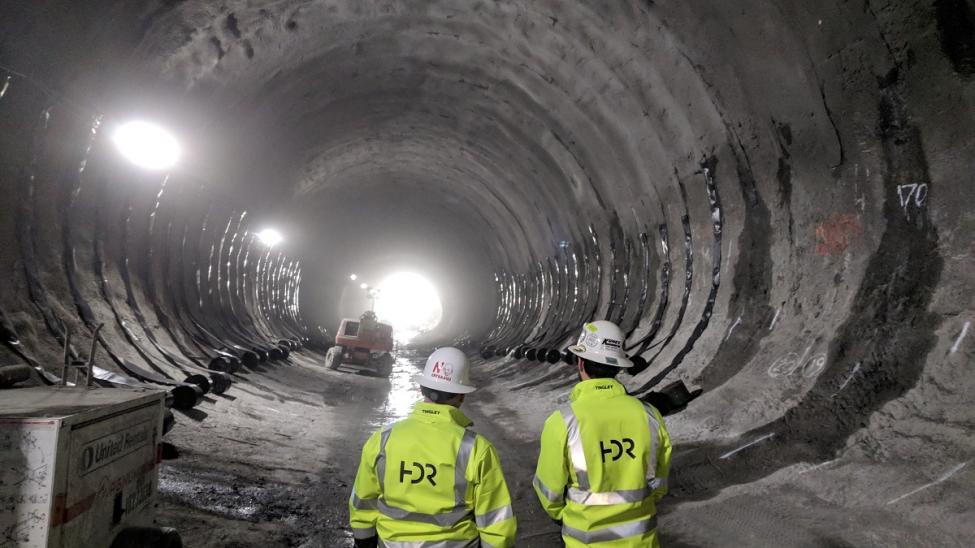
top-left (371, 354), bottom-right (424, 427)
top-left (158, 466), bottom-right (307, 523)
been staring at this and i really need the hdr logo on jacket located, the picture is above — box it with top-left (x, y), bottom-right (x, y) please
top-left (399, 461), bottom-right (438, 486)
top-left (600, 438), bottom-right (637, 462)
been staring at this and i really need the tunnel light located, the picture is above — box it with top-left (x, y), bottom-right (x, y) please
top-left (375, 272), bottom-right (443, 343)
top-left (256, 228), bottom-right (284, 247)
top-left (350, 273), bottom-right (358, 281)
top-left (112, 121), bottom-right (180, 170)
top-left (360, 283), bottom-right (369, 290)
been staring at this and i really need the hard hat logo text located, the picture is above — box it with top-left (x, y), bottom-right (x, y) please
top-left (430, 361), bottom-right (453, 381)
top-left (600, 438), bottom-right (636, 462)
top-left (602, 338), bottom-right (622, 349)
top-left (399, 461), bottom-right (438, 486)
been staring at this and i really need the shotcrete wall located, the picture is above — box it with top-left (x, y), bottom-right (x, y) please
top-left (1, 0), bottom-right (973, 545)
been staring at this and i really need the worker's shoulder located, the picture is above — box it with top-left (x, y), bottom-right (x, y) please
top-left (359, 421), bottom-right (394, 451)
top-left (622, 392), bottom-right (659, 415)
top-left (369, 415), bottom-right (415, 439)
top-left (577, 392), bottom-right (651, 415)
top-left (469, 429), bottom-right (498, 451)
top-left (541, 406), bottom-right (571, 427)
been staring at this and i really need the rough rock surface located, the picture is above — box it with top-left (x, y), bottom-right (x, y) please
top-left (0, 1), bottom-right (973, 546)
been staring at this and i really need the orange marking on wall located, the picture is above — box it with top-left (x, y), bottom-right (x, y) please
top-left (816, 213), bottom-right (860, 256)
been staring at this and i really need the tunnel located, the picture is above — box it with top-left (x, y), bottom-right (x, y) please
top-left (0, 1), bottom-right (972, 546)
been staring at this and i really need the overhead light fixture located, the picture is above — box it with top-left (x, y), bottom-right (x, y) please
top-left (359, 283), bottom-right (369, 290)
top-left (256, 228), bottom-right (283, 247)
top-left (350, 274), bottom-right (358, 281)
top-left (112, 120), bottom-right (180, 170)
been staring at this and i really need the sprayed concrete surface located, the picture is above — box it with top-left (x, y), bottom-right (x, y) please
top-left (1, 1), bottom-right (974, 546)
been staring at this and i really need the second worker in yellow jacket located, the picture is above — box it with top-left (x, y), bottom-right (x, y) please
top-left (533, 320), bottom-right (672, 547)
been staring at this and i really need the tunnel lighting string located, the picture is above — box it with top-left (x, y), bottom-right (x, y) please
top-left (0, 64), bottom-right (305, 333)
top-left (0, 64), bottom-right (105, 121)
top-left (0, 65), bottom-right (284, 236)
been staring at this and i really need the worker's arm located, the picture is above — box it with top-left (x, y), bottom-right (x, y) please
top-left (471, 438), bottom-right (517, 547)
top-left (533, 410), bottom-right (569, 521)
top-left (349, 430), bottom-right (383, 545)
top-left (650, 406), bottom-right (672, 503)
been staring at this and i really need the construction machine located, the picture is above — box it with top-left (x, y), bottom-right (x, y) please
top-left (325, 311), bottom-right (394, 377)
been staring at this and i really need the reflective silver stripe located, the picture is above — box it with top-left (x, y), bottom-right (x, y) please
top-left (475, 504), bottom-right (514, 528)
top-left (378, 499), bottom-right (472, 527)
top-left (643, 404), bottom-right (660, 476)
top-left (351, 490), bottom-right (378, 509)
top-left (380, 539), bottom-right (480, 548)
top-left (376, 423), bottom-right (396, 491)
top-left (352, 526), bottom-right (376, 539)
top-left (562, 515), bottom-right (658, 543)
top-left (567, 486), bottom-right (650, 505)
top-left (533, 474), bottom-right (564, 502)
top-left (454, 430), bottom-right (477, 507)
top-left (650, 477), bottom-right (667, 491)
top-left (561, 405), bottom-right (590, 489)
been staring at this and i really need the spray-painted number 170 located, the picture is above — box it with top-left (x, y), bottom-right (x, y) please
top-left (897, 183), bottom-right (928, 212)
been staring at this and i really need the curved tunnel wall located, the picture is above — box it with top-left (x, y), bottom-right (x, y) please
top-left (0, 80), bottom-right (306, 405)
top-left (0, 0), bottom-right (973, 543)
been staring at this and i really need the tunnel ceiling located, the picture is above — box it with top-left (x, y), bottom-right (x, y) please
top-left (0, 0), bottom-right (973, 541)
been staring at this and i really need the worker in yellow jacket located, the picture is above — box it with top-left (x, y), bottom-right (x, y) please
top-left (533, 320), bottom-right (672, 547)
top-left (349, 347), bottom-right (517, 547)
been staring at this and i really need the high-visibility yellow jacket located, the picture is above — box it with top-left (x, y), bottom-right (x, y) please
top-left (350, 402), bottom-right (517, 547)
top-left (533, 378), bottom-right (672, 547)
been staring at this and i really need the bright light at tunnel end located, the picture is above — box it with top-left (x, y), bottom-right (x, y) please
top-left (112, 120), bottom-right (181, 170)
top-left (256, 228), bottom-right (284, 247)
top-left (375, 272), bottom-right (443, 343)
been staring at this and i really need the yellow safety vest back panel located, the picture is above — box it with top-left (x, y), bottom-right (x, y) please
top-left (351, 402), bottom-right (517, 547)
top-left (534, 378), bottom-right (672, 548)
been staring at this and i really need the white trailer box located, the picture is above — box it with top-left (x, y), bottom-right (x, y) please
top-left (1, 387), bottom-right (167, 548)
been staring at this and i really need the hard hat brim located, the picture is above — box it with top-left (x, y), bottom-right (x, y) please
top-left (417, 376), bottom-right (478, 394)
top-left (568, 345), bottom-right (634, 368)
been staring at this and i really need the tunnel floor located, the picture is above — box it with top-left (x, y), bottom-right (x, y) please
top-left (154, 349), bottom-right (962, 547)
top-left (154, 350), bottom-right (566, 547)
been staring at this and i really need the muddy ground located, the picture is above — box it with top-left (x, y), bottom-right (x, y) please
top-left (156, 350), bottom-right (564, 547)
top-left (157, 350), bottom-right (971, 548)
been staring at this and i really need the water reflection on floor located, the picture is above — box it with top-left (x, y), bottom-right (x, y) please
top-left (372, 352), bottom-right (424, 427)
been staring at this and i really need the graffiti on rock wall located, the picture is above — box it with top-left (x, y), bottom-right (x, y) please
top-left (951, 321), bottom-right (970, 354)
top-left (768, 345), bottom-right (826, 378)
top-left (815, 213), bottom-right (861, 256)
top-left (896, 183), bottom-right (928, 215)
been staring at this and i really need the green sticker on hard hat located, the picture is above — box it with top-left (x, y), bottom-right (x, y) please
top-left (585, 323), bottom-right (598, 333)
top-left (606, 356), bottom-right (618, 365)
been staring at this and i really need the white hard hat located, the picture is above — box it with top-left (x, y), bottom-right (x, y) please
top-left (568, 320), bottom-right (633, 368)
top-left (418, 347), bottom-right (477, 394)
